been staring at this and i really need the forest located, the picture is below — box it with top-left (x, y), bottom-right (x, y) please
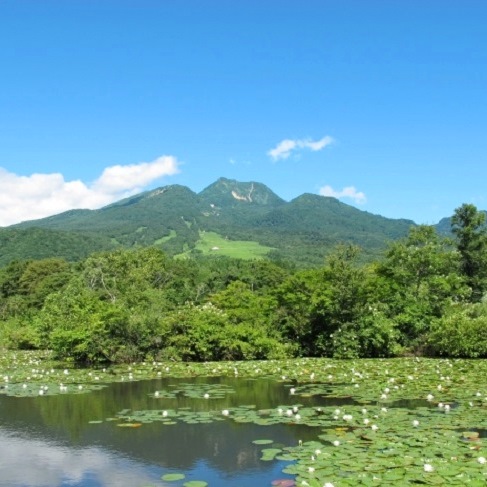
top-left (1, 203), bottom-right (486, 364)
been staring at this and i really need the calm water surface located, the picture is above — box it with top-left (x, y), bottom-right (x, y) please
top-left (0, 377), bottom-right (329, 487)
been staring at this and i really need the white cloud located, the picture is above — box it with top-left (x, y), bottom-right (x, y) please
top-left (93, 156), bottom-right (179, 193)
top-left (268, 136), bottom-right (334, 161)
top-left (0, 155), bottom-right (180, 226)
top-left (319, 185), bottom-right (367, 205)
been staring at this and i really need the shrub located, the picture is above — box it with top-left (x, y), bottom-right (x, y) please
top-left (427, 303), bottom-right (487, 358)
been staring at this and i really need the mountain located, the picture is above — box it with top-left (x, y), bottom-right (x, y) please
top-left (1, 177), bottom-right (417, 267)
top-left (199, 178), bottom-right (285, 208)
top-left (434, 210), bottom-right (487, 236)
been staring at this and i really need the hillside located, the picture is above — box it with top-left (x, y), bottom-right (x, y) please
top-left (2, 177), bottom-right (417, 267)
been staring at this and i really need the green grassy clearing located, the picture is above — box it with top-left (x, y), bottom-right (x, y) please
top-left (179, 231), bottom-right (275, 259)
top-left (154, 229), bottom-right (177, 245)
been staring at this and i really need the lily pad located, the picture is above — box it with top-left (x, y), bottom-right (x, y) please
top-left (162, 473), bottom-right (185, 481)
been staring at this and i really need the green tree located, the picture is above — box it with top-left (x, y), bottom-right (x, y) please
top-left (376, 225), bottom-right (466, 347)
top-left (276, 245), bottom-right (396, 358)
top-left (314, 245), bottom-right (395, 358)
top-left (18, 258), bottom-right (72, 308)
top-left (451, 203), bottom-right (487, 301)
top-left (274, 268), bottom-right (323, 355)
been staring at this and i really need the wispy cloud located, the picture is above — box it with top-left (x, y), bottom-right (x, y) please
top-left (267, 136), bottom-right (334, 161)
top-left (0, 156), bottom-right (180, 226)
top-left (319, 185), bottom-right (367, 205)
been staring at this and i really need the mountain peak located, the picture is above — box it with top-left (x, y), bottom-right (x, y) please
top-left (199, 178), bottom-right (285, 207)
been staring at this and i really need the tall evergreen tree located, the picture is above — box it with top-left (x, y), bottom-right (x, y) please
top-left (451, 204), bottom-right (487, 301)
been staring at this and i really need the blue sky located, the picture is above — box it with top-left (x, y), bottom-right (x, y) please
top-left (0, 0), bottom-right (485, 226)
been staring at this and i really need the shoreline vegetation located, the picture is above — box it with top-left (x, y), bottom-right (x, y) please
top-left (1, 203), bottom-right (487, 364)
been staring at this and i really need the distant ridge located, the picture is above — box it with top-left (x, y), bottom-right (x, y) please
top-left (2, 178), bottom-right (419, 267)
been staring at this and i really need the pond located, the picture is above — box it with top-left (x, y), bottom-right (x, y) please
top-left (0, 376), bottom-right (327, 487)
top-left (1, 354), bottom-right (487, 486)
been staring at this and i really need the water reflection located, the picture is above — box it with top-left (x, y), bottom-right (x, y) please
top-left (0, 429), bottom-right (157, 487)
top-left (0, 377), bottom-right (320, 487)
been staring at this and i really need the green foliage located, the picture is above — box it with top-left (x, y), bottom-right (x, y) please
top-left (276, 245), bottom-right (398, 358)
top-left (158, 302), bottom-right (290, 361)
top-left (376, 225), bottom-right (467, 348)
top-left (1, 210), bottom-right (486, 362)
top-left (0, 258), bottom-right (72, 322)
top-left (274, 268), bottom-right (323, 353)
top-left (428, 302), bottom-right (487, 357)
top-left (330, 311), bottom-right (399, 359)
top-left (0, 227), bottom-right (114, 266)
top-left (451, 203), bottom-right (487, 301)
top-left (0, 316), bottom-right (40, 350)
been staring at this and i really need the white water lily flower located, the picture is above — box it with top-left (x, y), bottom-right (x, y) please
top-left (332, 440), bottom-right (340, 446)
top-left (424, 464), bottom-right (434, 472)
top-left (371, 424), bottom-right (378, 431)
top-left (478, 456), bottom-right (486, 464)
top-left (290, 387), bottom-right (296, 395)
top-left (324, 483), bottom-right (334, 487)
top-left (412, 420), bottom-right (420, 427)
top-left (427, 394), bottom-right (434, 401)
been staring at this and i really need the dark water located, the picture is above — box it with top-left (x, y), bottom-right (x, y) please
top-left (0, 377), bottom-right (324, 487)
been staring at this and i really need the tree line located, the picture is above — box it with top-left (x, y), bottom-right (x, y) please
top-left (1, 203), bottom-right (486, 363)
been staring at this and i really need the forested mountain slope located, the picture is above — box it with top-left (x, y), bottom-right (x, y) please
top-left (3, 177), bottom-right (417, 266)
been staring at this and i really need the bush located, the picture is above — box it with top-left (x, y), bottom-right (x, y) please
top-left (157, 302), bottom-right (292, 361)
top-left (328, 312), bottom-right (399, 359)
top-left (427, 303), bottom-right (487, 358)
top-left (0, 317), bottom-right (40, 350)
